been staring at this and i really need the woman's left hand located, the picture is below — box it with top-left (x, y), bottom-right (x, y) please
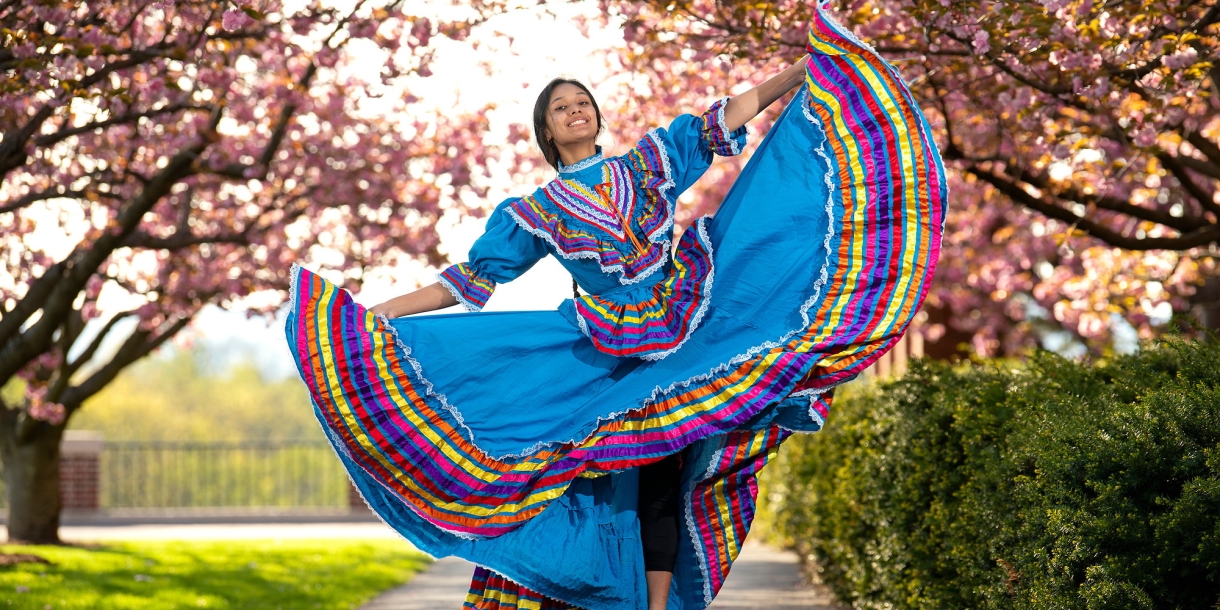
top-left (369, 301), bottom-right (400, 318)
top-left (366, 283), bottom-right (460, 318)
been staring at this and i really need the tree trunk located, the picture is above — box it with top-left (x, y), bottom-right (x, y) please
top-left (0, 409), bottom-right (65, 544)
top-left (920, 303), bottom-right (975, 361)
top-left (1191, 274), bottom-right (1220, 331)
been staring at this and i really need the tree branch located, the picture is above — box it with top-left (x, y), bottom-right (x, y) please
top-left (122, 229), bottom-right (250, 250)
top-left (0, 262), bottom-right (64, 348)
top-left (1177, 152), bottom-right (1220, 182)
top-left (1106, 2), bottom-right (1220, 83)
top-left (1160, 152), bottom-right (1220, 217)
top-left (33, 102), bottom-right (210, 148)
top-left (199, 59), bottom-right (316, 180)
top-left (939, 28), bottom-right (1074, 96)
top-left (966, 164), bottom-right (1220, 251)
top-left (45, 309), bottom-right (86, 404)
top-left (61, 313), bottom-right (194, 411)
top-left (1006, 164), bottom-right (1206, 234)
top-left (63, 310), bottom-right (138, 380)
top-left (0, 187), bottom-right (92, 214)
top-left (1186, 132), bottom-right (1220, 171)
top-left (0, 106), bottom-right (55, 180)
top-left (874, 45), bottom-right (970, 57)
top-left (0, 107), bottom-right (223, 384)
top-left (0, 52), bottom-right (173, 181)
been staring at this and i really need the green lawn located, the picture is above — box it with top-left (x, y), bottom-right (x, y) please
top-left (0, 539), bottom-right (431, 610)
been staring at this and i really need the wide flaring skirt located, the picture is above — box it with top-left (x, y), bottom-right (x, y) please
top-left (285, 7), bottom-right (946, 609)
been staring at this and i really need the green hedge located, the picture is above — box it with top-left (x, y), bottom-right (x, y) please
top-left (762, 339), bottom-right (1220, 609)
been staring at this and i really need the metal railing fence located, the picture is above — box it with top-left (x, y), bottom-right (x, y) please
top-left (100, 440), bottom-right (349, 509)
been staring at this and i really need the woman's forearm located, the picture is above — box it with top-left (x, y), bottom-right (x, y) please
top-left (722, 60), bottom-right (808, 132)
top-left (369, 282), bottom-right (458, 318)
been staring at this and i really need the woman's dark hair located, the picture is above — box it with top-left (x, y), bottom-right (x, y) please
top-left (533, 78), bottom-right (604, 170)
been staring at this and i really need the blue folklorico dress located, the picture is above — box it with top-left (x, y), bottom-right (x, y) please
top-left (286, 6), bottom-right (946, 610)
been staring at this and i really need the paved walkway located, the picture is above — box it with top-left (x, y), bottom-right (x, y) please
top-left (50, 524), bottom-right (840, 609)
top-left (709, 544), bottom-right (840, 609)
top-left (361, 556), bottom-right (473, 610)
top-left (49, 522), bottom-right (400, 542)
top-left (360, 543), bottom-right (841, 610)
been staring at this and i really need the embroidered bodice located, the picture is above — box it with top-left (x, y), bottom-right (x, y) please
top-left (438, 98), bottom-right (747, 359)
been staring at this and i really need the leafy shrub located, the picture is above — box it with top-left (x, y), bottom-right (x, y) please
top-left (762, 338), bottom-right (1220, 609)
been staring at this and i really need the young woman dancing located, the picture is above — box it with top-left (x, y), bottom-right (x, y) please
top-left (286, 4), bottom-right (946, 609)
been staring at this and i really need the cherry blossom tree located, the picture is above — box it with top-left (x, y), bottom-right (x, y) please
top-left (0, 0), bottom-right (517, 543)
top-left (598, 0), bottom-right (1220, 355)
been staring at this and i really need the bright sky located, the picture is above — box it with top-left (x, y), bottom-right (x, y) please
top-left (192, 1), bottom-right (622, 379)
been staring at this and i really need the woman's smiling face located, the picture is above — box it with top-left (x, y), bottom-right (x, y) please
top-left (545, 83), bottom-right (599, 147)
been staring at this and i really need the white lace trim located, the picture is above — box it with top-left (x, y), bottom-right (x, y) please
top-left (814, 2), bottom-right (950, 238)
top-left (289, 263), bottom-right (485, 463)
top-left (507, 86), bottom-right (842, 461)
top-left (285, 82), bottom-right (843, 481)
top-left (646, 128), bottom-right (678, 220)
top-left (815, 2), bottom-right (882, 58)
top-left (286, 264), bottom-right (483, 541)
top-left (685, 438), bottom-right (723, 606)
top-left (788, 387), bottom-right (828, 427)
top-left (638, 216), bottom-right (716, 362)
top-left (546, 159), bottom-right (637, 240)
top-left (574, 306), bottom-right (591, 341)
top-left (685, 489), bottom-right (715, 606)
top-left (505, 129), bottom-right (679, 287)
top-left (710, 96), bottom-right (742, 156)
top-left (322, 426), bottom-right (483, 543)
top-left (557, 149), bottom-right (604, 174)
top-left (436, 270), bottom-right (484, 312)
top-left (631, 87), bottom-right (840, 421)
top-left (372, 310), bottom-right (507, 464)
top-left (505, 205), bottom-right (673, 287)
top-left (568, 216), bottom-right (715, 362)
top-left (466, 560), bottom-right (584, 608)
top-left (283, 264), bottom-right (311, 382)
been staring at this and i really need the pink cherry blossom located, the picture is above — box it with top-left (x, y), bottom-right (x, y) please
top-left (0, 0), bottom-right (525, 427)
top-left (596, 0), bottom-right (1219, 356)
top-left (221, 8), bottom-right (251, 32)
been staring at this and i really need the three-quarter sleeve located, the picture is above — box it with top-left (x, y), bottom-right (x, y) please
top-left (437, 198), bottom-right (548, 311)
top-left (644, 98), bottom-right (749, 197)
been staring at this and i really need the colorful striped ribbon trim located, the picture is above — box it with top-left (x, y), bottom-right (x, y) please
top-left (679, 4), bottom-right (946, 604)
top-left (464, 567), bottom-right (580, 610)
top-left (507, 131), bottom-right (676, 285)
top-left (438, 263), bottom-right (496, 312)
top-left (687, 427), bottom-right (791, 601)
top-left (289, 264), bottom-right (818, 539)
top-left (574, 216), bottom-right (714, 360)
top-left (783, 4), bottom-right (946, 397)
top-left (288, 1), bottom-right (946, 605)
top-left (698, 97), bottom-right (746, 156)
top-left (544, 158), bottom-right (637, 241)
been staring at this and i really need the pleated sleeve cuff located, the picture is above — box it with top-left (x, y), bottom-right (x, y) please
top-left (699, 97), bottom-right (748, 156)
top-left (438, 263), bottom-right (496, 312)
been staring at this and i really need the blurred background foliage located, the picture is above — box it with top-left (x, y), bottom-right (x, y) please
top-left (757, 337), bottom-right (1220, 609)
top-left (65, 351), bottom-right (318, 442)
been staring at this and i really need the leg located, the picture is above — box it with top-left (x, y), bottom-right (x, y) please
top-left (645, 571), bottom-right (673, 610)
top-left (638, 452), bottom-right (682, 610)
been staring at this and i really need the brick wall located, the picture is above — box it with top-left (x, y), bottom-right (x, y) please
top-left (60, 431), bottom-right (103, 512)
